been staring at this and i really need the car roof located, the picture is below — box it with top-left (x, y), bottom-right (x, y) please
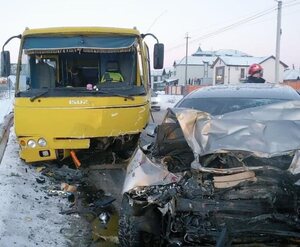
top-left (185, 83), bottom-right (300, 100)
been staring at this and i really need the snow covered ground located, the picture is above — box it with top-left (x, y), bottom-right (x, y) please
top-left (0, 130), bottom-right (71, 246)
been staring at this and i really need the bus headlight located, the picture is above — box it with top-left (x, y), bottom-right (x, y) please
top-left (38, 138), bottom-right (47, 147)
top-left (27, 140), bottom-right (37, 148)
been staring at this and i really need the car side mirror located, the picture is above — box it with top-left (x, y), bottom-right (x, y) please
top-left (153, 43), bottom-right (164, 69)
top-left (1, 51), bottom-right (11, 77)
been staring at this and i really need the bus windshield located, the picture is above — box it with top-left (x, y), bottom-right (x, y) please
top-left (17, 35), bottom-right (144, 96)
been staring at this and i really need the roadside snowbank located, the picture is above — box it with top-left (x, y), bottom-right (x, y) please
top-left (0, 130), bottom-right (84, 246)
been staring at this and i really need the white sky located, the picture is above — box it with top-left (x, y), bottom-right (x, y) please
top-left (1, 0), bottom-right (300, 69)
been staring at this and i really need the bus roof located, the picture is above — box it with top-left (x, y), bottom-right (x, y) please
top-left (22, 26), bottom-right (141, 37)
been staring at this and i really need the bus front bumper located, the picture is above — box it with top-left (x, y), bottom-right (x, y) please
top-left (18, 137), bottom-right (90, 163)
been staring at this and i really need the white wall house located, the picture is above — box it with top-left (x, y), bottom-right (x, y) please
top-left (211, 56), bottom-right (288, 85)
top-left (174, 56), bottom-right (216, 86)
top-left (173, 47), bottom-right (252, 86)
top-left (283, 68), bottom-right (300, 81)
top-left (150, 69), bottom-right (168, 89)
top-left (151, 69), bottom-right (164, 83)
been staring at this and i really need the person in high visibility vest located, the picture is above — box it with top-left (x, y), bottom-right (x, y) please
top-left (101, 61), bottom-right (124, 83)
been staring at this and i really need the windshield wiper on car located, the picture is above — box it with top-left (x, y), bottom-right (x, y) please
top-left (30, 89), bottom-right (49, 102)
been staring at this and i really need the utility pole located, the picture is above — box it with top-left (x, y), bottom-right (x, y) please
top-left (184, 33), bottom-right (190, 86)
top-left (275, 0), bottom-right (282, 83)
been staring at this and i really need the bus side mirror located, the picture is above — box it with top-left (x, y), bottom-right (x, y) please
top-left (1, 51), bottom-right (11, 77)
top-left (153, 43), bottom-right (164, 69)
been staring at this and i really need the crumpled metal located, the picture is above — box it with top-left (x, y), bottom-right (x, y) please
top-left (122, 148), bottom-right (181, 193)
top-left (123, 101), bottom-right (300, 192)
top-left (289, 150), bottom-right (300, 175)
top-left (174, 100), bottom-right (300, 159)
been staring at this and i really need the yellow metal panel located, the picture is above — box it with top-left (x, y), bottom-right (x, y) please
top-left (52, 138), bottom-right (90, 149)
top-left (18, 137), bottom-right (90, 162)
top-left (20, 148), bottom-right (57, 163)
top-left (15, 95), bottom-right (148, 107)
top-left (14, 96), bottom-right (150, 138)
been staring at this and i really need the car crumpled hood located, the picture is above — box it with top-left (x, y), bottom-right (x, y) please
top-left (176, 100), bottom-right (300, 159)
top-left (123, 100), bottom-right (300, 192)
top-left (174, 100), bottom-right (300, 176)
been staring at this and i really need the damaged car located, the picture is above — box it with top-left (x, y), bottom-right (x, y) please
top-left (119, 84), bottom-right (300, 246)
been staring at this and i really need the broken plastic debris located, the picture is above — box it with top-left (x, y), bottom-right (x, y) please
top-left (36, 176), bottom-right (45, 184)
top-left (94, 195), bottom-right (115, 208)
top-left (67, 193), bottom-right (75, 203)
top-left (99, 212), bottom-right (110, 224)
top-left (213, 171), bottom-right (257, 188)
top-left (61, 182), bottom-right (77, 193)
top-left (35, 166), bottom-right (46, 173)
top-left (47, 189), bottom-right (72, 197)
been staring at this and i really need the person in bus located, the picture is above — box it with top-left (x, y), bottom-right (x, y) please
top-left (100, 61), bottom-right (124, 83)
top-left (246, 64), bottom-right (266, 83)
top-left (68, 66), bottom-right (82, 87)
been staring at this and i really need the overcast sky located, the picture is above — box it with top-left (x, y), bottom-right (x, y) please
top-left (1, 0), bottom-right (300, 69)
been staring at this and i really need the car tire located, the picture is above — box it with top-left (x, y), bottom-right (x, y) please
top-left (118, 194), bottom-right (162, 247)
top-left (118, 213), bottom-right (141, 247)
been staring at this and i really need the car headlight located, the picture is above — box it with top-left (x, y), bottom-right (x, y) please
top-left (27, 139), bottom-right (37, 148)
top-left (38, 138), bottom-right (47, 147)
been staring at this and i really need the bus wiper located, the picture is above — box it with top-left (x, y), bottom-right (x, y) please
top-left (110, 93), bottom-right (134, 100)
top-left (80, 90), bottom-right (135, 101)
top-left (30, 89), bottom-right (49, 102)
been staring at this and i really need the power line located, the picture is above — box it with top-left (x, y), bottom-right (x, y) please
top-left (283, 0), bottom-right (300, 6)
top-left (190, 9), bottom-right (276, 44)
top-left (166, 1), bottom-right (300, 53)
top-left (146, 10), bottom-right (167, 33)
top-left (166, 6), bottom-right (276, 52)
top-left (283, 1), bottom-right (300, 8)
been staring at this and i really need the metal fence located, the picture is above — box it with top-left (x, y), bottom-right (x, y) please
top-left (0, 78), bottom-right (14, 99)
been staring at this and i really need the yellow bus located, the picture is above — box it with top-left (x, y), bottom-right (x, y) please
top-left (1, 27), bottom-right (164, 163)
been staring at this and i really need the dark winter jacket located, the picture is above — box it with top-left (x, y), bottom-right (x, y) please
top-left (70, 74), bottom-right (81, 87)
top-left (246, 76), bottom-right (266, 83)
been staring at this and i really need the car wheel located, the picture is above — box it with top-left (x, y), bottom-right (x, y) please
top-left (119, 213), bottom-right (140, 247)
top-left (118, 194), bottom-right (162, 247)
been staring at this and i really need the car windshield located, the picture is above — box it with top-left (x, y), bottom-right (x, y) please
top-left (177, 97), bottom-right (288, 115)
